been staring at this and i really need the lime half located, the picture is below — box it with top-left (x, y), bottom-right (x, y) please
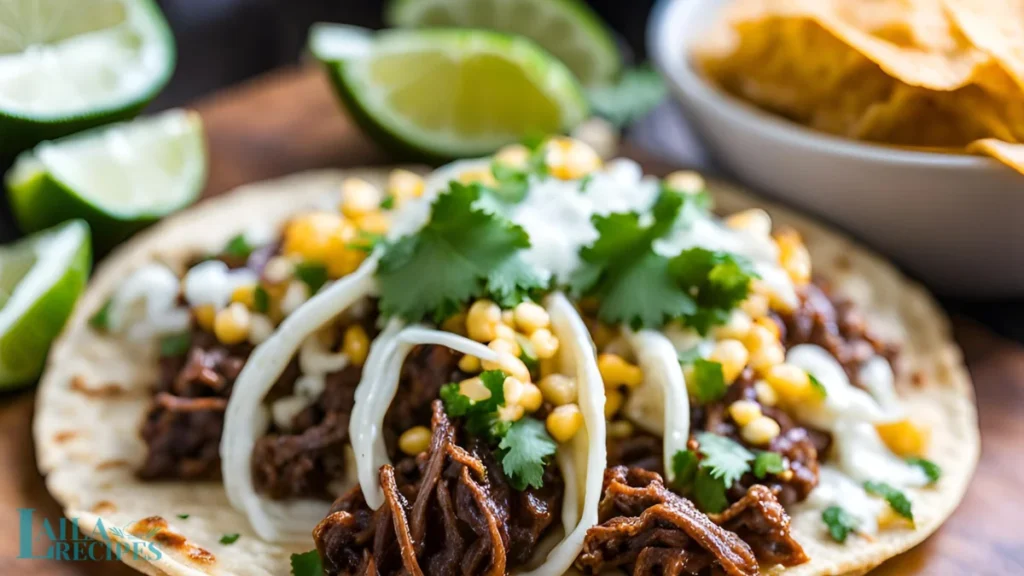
top-left (311, 25), bottom-right (589, 160)
top-left (0, 220), bottom-right (91, 389)
top-left (6, 109), bottom-right (207, 252)
top-left (387, 0), bottom-right (621, 86)
top-left (0, 0), bottom-right (176, 157)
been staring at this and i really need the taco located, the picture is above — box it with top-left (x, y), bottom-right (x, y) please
top-left (35, 137), bottom-right (977, 576)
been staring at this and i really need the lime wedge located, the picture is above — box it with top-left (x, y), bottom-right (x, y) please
top-left (386, 0), bottom-right (620, 86)
top-left (0, 0), bottom-right (176, 157)
top-left (0, 220), bottom-right (91, 389)
top-left (6, 109), bottom-right (207, 252)
top-left (310, 25), bottom-right (589, 159)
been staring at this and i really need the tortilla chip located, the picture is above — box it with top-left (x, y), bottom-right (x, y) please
top-left (968, 138), bottom-right (1024, 175)
top-left (943, 0), bottom-right (1024, 92)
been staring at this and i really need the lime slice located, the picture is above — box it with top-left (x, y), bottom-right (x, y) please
top-left (0, 220), bottom-right (91, 389)
top-left (6, 109), bottom-right (207, 252)
top-left (310, 25), bottom-right (589, 160)
top-left (0, 0), bottom-right (176, 157)
top-left (387, 0), bottom-right (620, 86)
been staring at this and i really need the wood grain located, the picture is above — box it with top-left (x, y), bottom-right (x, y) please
top-left (2, 66), bottom-right (1021, 574)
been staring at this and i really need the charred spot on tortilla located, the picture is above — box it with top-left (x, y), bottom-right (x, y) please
top-left (128, 516), bottom-right (217, 565)
top-left (69, 375), bottom-right (127, 397)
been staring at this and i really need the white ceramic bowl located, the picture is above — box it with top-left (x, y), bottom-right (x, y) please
top-left (649, 0), bottom-right (1024, 296)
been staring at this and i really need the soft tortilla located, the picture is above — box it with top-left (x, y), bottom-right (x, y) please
top-left (34, 169), bottom-right (978, 576)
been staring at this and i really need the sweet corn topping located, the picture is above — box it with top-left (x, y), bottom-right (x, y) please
top-left (876, 420), bottom-right (930, 457)
top-left (725, 209), bottom-right (772, 236)
top-left (387, 169), bottom-right (425, 204)
top-left (598, 354), bottom-right (643, 389)
top-left (501, 309), bottom-right (516, 327)
top-left (664, 170), bottom-right (706, 194)
top-left (546, 403), bottom-right (583, 443)
top-left (605, 389), bottom-right (624, 418)
top-left (502, 376), bottom-right (525, 407)
top-left (481, 352), bottom-right (531, 383)
top-left (488, 338), bottom-right (519, 358)
top-left (708, 339), bottom-right (749, 385)
top-left (750, 344), bottom-right (786, 374)
top-left (494, 323), bottom-right (519, 346)
top-left (458, 354), bottom-right (482, 374)
top-left (441, 312), bottom-right (467, 336)
top-left (356, 211), bottom-right (390, 235)
top-left (466, 300), bottom-right (501, 342)
top-left (729, 400), bottom-right (763, 427)
top-left (340, 177), bottom-right (381, 218)
top-left (498, 403), bottom-right (526, 423)
top-left (754, 380), bottom-right (779, 407)
top-left (494, 144), bottom-right (531, 170)
top-left (607, 420), bottom-right (635, 439)
top-left (459, 377), bottom-right (492, 402)
top-left (513, 301), bottom-right (550, 334)
top-left (529, 328), bottom-right (560, 360)
top-left (458, 167), bottom-right (498, 186)
top-left (741, 415), bottom-right (781, 445)
top-left (398, 426), bottom-right (431, 456)
top-left (194, 304), bottom-right (216, 331)
top-left (230, 284), bottom-right (257, 309)
top-left (755, 316), bottom-right (781, 339)
top-left (262, 256), bottom-right (295, 285)
top-left (775, 228), bottom-right (811, 286)
top-left (538, 374), bottom-right (577, 406)
top-left (765, 363), bottom-right (812, 401)
top-left (282, 212), bottom-right (366, 278)
top-left (519, 383), bottom-right (544, 412)
top-left (713, 310), bottom-right (753, 340)
top-left (544, 137), bottom-right (602, 180)
top-left (343, 325), bottom-right (370, 366)
top-left (214, 303), bottom-right (251, 345)
top-left (248, 313), bottom-right (275, 345)
top-left (741, 293), bottom-right (770, 319)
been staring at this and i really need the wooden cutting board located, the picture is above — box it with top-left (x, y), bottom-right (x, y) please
top-left (2, 66), bottom-right (1021, 575)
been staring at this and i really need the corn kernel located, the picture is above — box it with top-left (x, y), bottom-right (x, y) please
top-left (230, 284), bottom-right (257, 308)
top-left (488, 338), bottom-right (519, 358)
top-left (282, 212), bottom-right (363, 278)
top-left (356, 211), bottom-right (390, 235)
top-left (398, 426), bottom-right (431, 456)
top-left (591, 323), bottom-right (617, 351)
top-left (546, 404), bottom-right (583, 443)
top-left (605, 389), bottom-right (624, 418)
top-left (713, 310), bottom-right (752, 341)
top-left (387, 169), bottom-right (425, 204)
top-left (877, 504), bottom-right (912, 528)
top-left (741, 416), bottom-right (781, 445)
top-left (503, 376), bottom-right (525, 406)
top-left (214, 303), bottom-right (251, 345)
top-left (775, 228), bottom-right (811, 285)
top-left (545, 137), bottom-right (602, 180)
top-left (598, 354), bottom-right (643, 389)
top-left (343, 325), bottom-right (370, 366)
top-left (708, 339), bottom-right (749, 385)
top-left (248, 313), bottom-right (275, 345)
top-left (754, 380), bottom-right (779, 407)
top-left (540, 357), bottom-right (559, 378)
top-left (755, 316), bottom-right (781, 339)
top-left (194, 304), bottom-right (216, 331)
top-left (729, 400), bottom-right (763, 427)
top-left (494, 144), bottom-right (531, 170)
top-left (263, 256), bottom-right (295, 285)
top-left (741, 293), bottom-right (770, 319)
top-left (458, 167), bottom-right (498, 186)
top-left (538, 374), bottom-right (577, 406)
top-left (466, 300), bottom-right (501, 342)
top-left (502, 310), bottom-right (516, 327)
top-left (726, 209), bottom-right (772, 236)
top-left (876, 420), bottom-right (930, 457)
top-left (607, 420), bottom-right (635, 439)
top-left (520, 383), bottom-right (543, 412)
top-left (459, 377), bottom-right (492, 401)
top-left (340, 178), bottom-right (381, 218)
top-left (441, 312), bottom-right (467, 336)
top-left (458, 354), bottom-right (481, 373)
top-left (665, 171), bottom-right (706, 194)
top-left (481, 352), bottom-right (531, 383)
top-left (280, 280), bottom-right (310, 316)
top-left (499, 403), bottom-right (526, 422)
top-left (530, 329), bottom-right (560, 360)
top-left (495, 323), bottom-right (520, 346)
top-left (750, 344), bottom-right (785, 373)
top-left (513, 301), bottom-right (550, 334)
top-left (765, 363), bottom-right (811, 400)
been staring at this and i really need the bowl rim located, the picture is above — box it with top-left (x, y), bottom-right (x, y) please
top-left (647, 0), bottom-right (1004, 172)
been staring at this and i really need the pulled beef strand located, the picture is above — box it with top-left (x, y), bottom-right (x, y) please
top-left (314, 401), bottom-right (562, 576)
top-left (579, 467), bottom-right (807, 576)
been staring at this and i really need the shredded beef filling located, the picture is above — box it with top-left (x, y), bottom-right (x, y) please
top-left (314, 401), bottom-right (563, 576)
top-left (579, 467), bottom-right (806, 576)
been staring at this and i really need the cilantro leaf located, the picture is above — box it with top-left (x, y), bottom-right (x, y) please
top-left (378, 182), bottom-right (541, 322)
top-left (290, 550), bottom-right (324, 576)
top-left (159, 332), bottom-right (192, 357)
top-left (696, 432), bottom-right (754, 486)
top-left (295, 262), bottom-right (328, 294)
top-left (486, 256), bottom-right (547, 308)
top-left (499, 418), bottom-right (557, 490)
top-left (219, 533), bottom-right (240, 545)
top-left (809, 373), bottom-right (828, 398)
top-left (671, 449), bottom-right (699, 487)
top-left (669, 248), bottom-right (759, 334)
top-left (380, 195), bottom-right (395, 210)
top-left (176, 514), bottom-right (189, 520)
top-left (440, 383), bottom-right (473, 417)
top-left (222, 234), bottom-right (253, 259)
top-left (753, 451), bottom-right (785, 478)
top-left (579, 174), bottom-right (594, 193)
top-left (90, 300), bottom-right (112, 331)
top-left (691, 359), bottom-right (727, 404)
top-left (864, 481), bottom-right (914, 523)
top-left (822, 506), bottom-right (858, 544)
top-left (253, 285), bottom-right (270, 314)
top-left (676, 346), bottom-right (702, 365)
top-left (574, 189), bottom-right (696, 329)
top-left (586, 64), bottom-right (667, 128)
top-left (694, 468), bottom-right (729, 513)
top-left (346, 231), bottom-right (385, 253)
top-left (906, 457), bottom-right (942, 484)
top-left (440, 370), bottom-right (507, 438)
top-left (486, 161), bottom-right (531, 205)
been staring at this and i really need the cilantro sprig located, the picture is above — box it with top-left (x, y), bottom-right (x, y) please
top-left (691, 359), bottom-right (727, 403)
top-left (440, 370), bottom-right (556, 490)
top-left (222, 233), bottom-right (254, 260)
top-left (668, 248), bottom-right (758, 335)
top-left (906, 457), bottom-right (942, 484)
top-left (864, 481), bottom-right (914, 523)
top-left (290, 550), bottom-right (324, 576)
top-left (377, 182), bottom-right (545, 322)
top-left (822, 505), bottom-right (859, 543)
top-left (159, 332), bottom-right (192, 357)
top-left (672, 433), bottom-right (789, 513)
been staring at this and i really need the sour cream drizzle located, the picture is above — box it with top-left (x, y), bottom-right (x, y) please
top-left (105, 264), bottom-right (190, 339)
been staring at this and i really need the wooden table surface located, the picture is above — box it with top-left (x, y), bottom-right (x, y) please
top-left (2, 66), bottom-right (1022, 575)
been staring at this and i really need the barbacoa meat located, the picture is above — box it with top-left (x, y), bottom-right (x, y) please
top-left (578, 467), bottom-right (806, 576)
top-left (314, 401), bottom-right (563, 576)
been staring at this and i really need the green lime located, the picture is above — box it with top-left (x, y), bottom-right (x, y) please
top-left (0, 0), bottom-right (176, 157)
top-left (386, 0), bottom-right (621, 86)
top-left (310, 25), bottom-right (589, 160)
top-left (0, 220), bottom-right (91, 389)
top-left (6, 109), bottom-right (207, 252)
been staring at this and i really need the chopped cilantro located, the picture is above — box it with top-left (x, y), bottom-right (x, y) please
top-left (253, 285), bottom-right (270, 314)
top-left (499, 418), bottom-right (557, 490)
top-left (380, 195), bottom-right (395, 210)
top-left (697, 432), bottom-right (754, 486)
top-left (290, 550), bottom-right (324, 576)
top-left (440, 370), bottom-right (506, 438)
top-left (159, 332), bottom-right (192, 357)
top-left (176, 514), bottom-right (189, 520)
top-left (377, 182), bottom-right (544, 322)
top-left (676, 346), bottom-right (702, 365)
top-left (572, 188), bottom-right (696, 329)
top-left (864, 481), bottom-right (914, 523)
top-left (753, 451), bottom-right (785, 478)
top-left (346, 231), bottom-right (385, 253)
top-left (809, 373), bottom-right (828, 398)
top-left (906, 457), bottom-right (942, 484)
top-left (295, 262), bottom-right (329, 294)
top-left (671, 449), bottom-right (698, 487)
top-left (222, 234), bottom-right (253, 259)
top-left (669, 248), bottom-right (758, 335)
top-left (586, 64), bottom-right (667, 128)
top-left (671, 433), bottom-right (756, 513)
top-left (579, 173), bottom-right (594, 193)
top-left (487, 162), bottom-right (531, 205)
top-left (694, 467), bottom-right (730, 513)
top-left (516, 333), bottom-right (540, 376)
top-left (90, 300), bottom-right (112, 331)
top-left (691, 359), bottom-right (727, 403)
top-left (219, 533), bottom-right (240, 545)
top-left (822, 506), bottom-right (858, 543)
